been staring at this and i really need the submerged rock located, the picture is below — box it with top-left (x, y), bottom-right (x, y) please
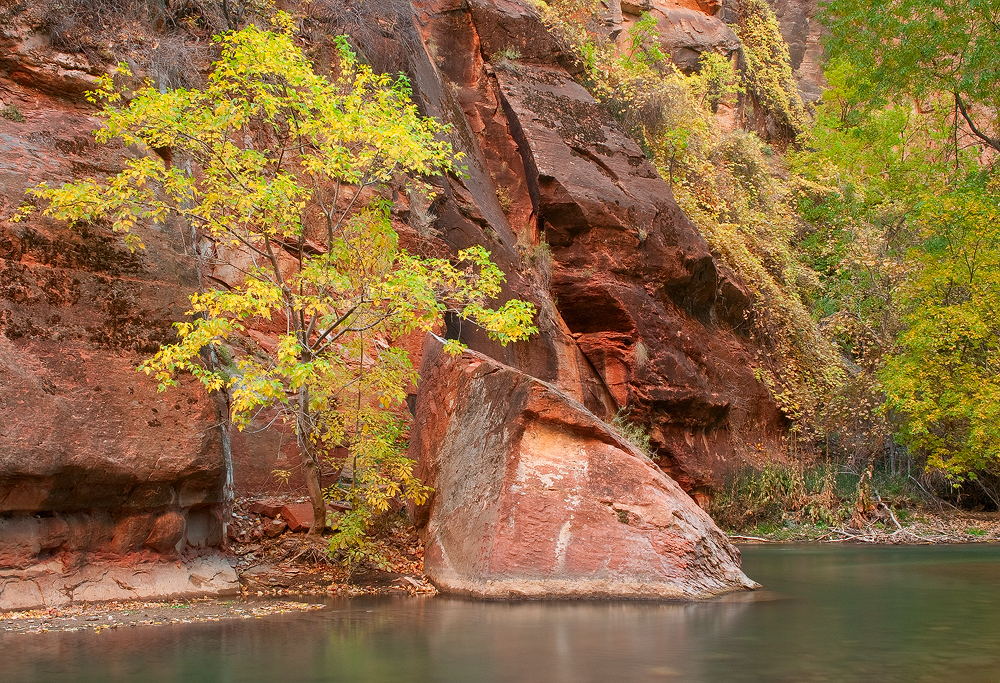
top-left (410, 335), bottom-right (758, 599)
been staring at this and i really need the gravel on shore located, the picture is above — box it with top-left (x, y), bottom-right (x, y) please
top-left (0, 598), bottom-right (326, 634)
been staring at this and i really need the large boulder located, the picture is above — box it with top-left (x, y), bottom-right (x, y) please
top-left (410, 335), bottom-right (758, 599)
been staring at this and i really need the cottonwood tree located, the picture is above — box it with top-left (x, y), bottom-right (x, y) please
top-left (26, 18), bottom-right (536, 557)
top-left (880, 182), bottom-right (1000, 483)
top-left (793, 0), bottom-right (1000, 485)
top-left (824, 0), bottom-right (1000, 152)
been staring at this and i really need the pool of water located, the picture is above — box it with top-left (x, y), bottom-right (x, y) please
top-left (5, 544), bottom-right (1000, 683)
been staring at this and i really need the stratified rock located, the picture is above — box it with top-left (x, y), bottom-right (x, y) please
top-left (410, 335), bottom-right (758, 599)
top-left (0, 13), bottom-right (103, 97)
top-left (0, 0), bottom-right (799, 605)
top-left (0, 554), bottom-right (238, 612)
top-left (404, 0), bottom-right (786, 494)
top-left (406, 0), bottom-right (619, 416)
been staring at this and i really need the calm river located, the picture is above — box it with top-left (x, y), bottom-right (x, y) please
top-left (5, 544), bottom-right (1000, 683)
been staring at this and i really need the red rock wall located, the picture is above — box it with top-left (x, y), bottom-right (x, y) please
top-left (766, 0), bottom-right (825, 102)
top-left (0, 0), bottom-right (803, 575)
top-left (228, 0), bottom-right (820, 496)
top-left (399, 0), bottom-right (787, 491)
top-left (0, 37), bottom-right (228, 568)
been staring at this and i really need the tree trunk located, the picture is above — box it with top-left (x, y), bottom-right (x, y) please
top-left (297, 387), bottom-right (327, 536)
top-left (302, 448), bottom-right (326, 536)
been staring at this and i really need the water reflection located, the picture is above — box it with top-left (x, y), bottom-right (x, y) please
top-left (5, 544), bottom-right (1000, 683)
top-left (710, 544), bottom-right (1000, 683)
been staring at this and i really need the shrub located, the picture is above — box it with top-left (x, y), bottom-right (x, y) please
top-left (610, 407), bottom-right (653, 457)
top-left (0, 104), bottom-right (25, 123)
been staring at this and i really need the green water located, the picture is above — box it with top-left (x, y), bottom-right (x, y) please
top-left (5, 544), bottom-right (1000, 682)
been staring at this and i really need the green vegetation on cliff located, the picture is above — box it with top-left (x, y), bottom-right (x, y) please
top-left (733, 0), bottom-right (807, 138)
top-left (535, 0), bottom-right (842, 446)
top-left (537, 0), bottom-right (1000, 510)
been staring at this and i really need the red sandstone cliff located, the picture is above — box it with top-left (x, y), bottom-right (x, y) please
top-left (394, 0), bottom-right (790, 492)
top-left (0, 0), bottom-right (821, 605)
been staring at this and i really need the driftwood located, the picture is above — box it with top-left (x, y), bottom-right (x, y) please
top-left (728, 535), bottom-right (779, 543)
top-left (877, 502), bottom-right (904, 532)
top-left (816, 526), bottom-right (945, 544)
top-left (730, 523), bottom-right (957, 545)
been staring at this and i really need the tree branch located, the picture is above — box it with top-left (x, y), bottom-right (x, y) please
top-left (309, 301), bottom-right (366, 351)
top-left (312, 309), bottom-right (396, 358)
top-left (955, 92), bottom-right (1000, 152)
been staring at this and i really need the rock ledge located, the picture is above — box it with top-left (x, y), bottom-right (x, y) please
top-left (0, 553), bottom-right (238, 612)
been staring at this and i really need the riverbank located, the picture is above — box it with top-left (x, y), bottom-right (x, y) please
top-left (0, 496), bottom-right (436, 633)
top-left (231, 535), bottom-right (436, 600)
top-left (227, 495), bottom-right (436, 599)
top-left (4, 501), bottom-right (997, 634)
top-left (0, 556), bottom-right (436, 635)
top-left (0, 598), bottom-right (327, 635)
top-left (0, 548), bottom-right (435, 635)
top-left (727, 509), bottom-right (1000, 544)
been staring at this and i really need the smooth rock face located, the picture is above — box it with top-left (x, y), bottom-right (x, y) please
top-left (410, 335), bottom-right (758, 599)
top-left (648, 4), bottom-right (741, 73)
top-left (0, 554), bottom-right (238, 612)
top-left (144, 511), bottom-right (187, 554)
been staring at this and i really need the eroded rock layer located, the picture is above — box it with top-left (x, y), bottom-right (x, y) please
top-left (0, 555), bottom-right (238, 612)
top-left (405, 0), bottom-right (786, 491)
top-left (410, 335), bottom-right (758, 599)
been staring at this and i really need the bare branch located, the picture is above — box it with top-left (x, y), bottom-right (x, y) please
top-left (955, 92), bottom-right (1000, 153)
